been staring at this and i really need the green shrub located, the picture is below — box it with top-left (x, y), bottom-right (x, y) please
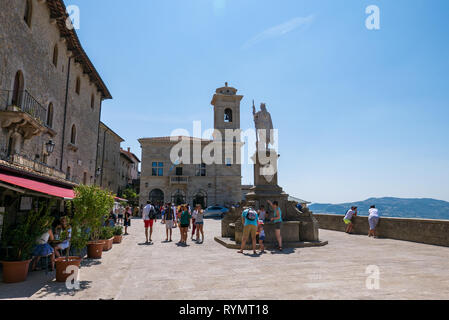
top-left (100, 226), bottom-right (114, 240)
top-left (113, 226), bottom-right (123, 236)
top-left (2, 205), bottom-right (53, 261)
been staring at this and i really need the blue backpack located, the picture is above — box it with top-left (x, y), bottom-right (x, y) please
top-left (245, 209), bottom-right (257, 221)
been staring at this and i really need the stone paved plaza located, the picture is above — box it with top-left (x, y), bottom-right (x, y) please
top-left (1, 218), bottom-right (449, 300)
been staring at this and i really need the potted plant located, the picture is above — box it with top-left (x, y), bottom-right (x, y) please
top-left (54, 209), bottom-right (90, 282)
top-left (0, 206), bottom-right (53, 283)
top-left (100, 226), bottom-right (114, 251)
top-left (71, 185), bottom-right (114, 260)
top-left (113, 226), bottom-right (123, 244)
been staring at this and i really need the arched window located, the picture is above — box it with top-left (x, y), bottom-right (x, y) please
top-left (91, 94), bottom-right (95, 109)
top-left (12, 71), bottom-right (24, 106)
top-left (224, 108), bottom-right (233, 123)
top-left (24, 0), bottom-right (32, 28)
top-left (149, 189), bottom-right (165, 204)
top-left (171, 189), bottom-right (186, 206)
top-left (75, 77), bottom-right (81, 94)
top-left (193, 190), bottom-right (208, 209)
top-left (46, 103), bottom-right (54, 128)
top-left (70, 124), bottom-right (76, 144)
top-left (52, 44), bottom-right (58, 67)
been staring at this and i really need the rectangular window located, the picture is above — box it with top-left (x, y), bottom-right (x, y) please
top-left (152, 162), bottom-right (163, 176)
top-left (175, 167), bottom-right (183, 176)
top-left (196, 163), bottom-right (206, 176)
top-left (225, 158), bottom-right (232, 167)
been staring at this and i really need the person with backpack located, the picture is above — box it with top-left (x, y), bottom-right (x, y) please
top-left (142, 201), bottom-right (157, 244)
top-left (163, 203), bottom-right (176, 242)
top-left (238, 207), bottom-right (259, 255)
top-left (268, 200), bottom-right (283, 251)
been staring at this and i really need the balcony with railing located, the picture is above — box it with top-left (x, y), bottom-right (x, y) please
top-left (170, 176), bottom-right (189, 185)
top-left (0, 152), bottom-right (67, 180)
top-left (0, 89), bottom-right (54, 139)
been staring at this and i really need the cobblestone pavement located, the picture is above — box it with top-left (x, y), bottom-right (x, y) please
top-left (1, 218), bottom-right (449, 300)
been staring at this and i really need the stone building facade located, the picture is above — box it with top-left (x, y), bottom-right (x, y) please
top-left (96, 122), bottom-right (124, 195)
top-left (119, 147), bottom-right (140, 192)
top-left (0, 0), bottom-right (112, 185)
top-left (139, 84), bottom-right (243, 208)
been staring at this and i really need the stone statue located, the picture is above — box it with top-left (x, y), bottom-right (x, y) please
top-left (252, 101), bottom-right (274, 151)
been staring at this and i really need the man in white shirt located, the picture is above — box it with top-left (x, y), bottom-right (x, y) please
top-left (368, 205), bottom-right (380, 238)
top-left (344, 206), bottom-right (357, 234)
top-left (142, 201), bottom-right (156, 243)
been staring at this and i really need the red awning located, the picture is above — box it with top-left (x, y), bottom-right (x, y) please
top-left (0, 172), bottom-right (75, 199)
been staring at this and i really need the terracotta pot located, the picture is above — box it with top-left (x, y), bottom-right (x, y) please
top-left (102, 237), bottom-right (114, 251)
top-left (87, 241), bottom-right (104, 259)
top-left (55, 257), bottom-right (82, 283)
top-left (113, 235), bottom-right (123, 244)
top-left (0, 260), bottom-right (32, 283)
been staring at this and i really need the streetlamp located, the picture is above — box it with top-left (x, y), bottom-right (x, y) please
top-left (45, 140), bottom-right (55, 155)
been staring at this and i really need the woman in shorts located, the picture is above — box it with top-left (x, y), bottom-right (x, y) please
top-left (124, 206), bottom-right (132, 235)
top-left (194, 204), bottom-right (205, 243)
top-left (268, 200), bottom-right (283, 251)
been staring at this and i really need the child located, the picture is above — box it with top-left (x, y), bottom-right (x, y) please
top-left (258, 220), bottom-right (265, 254)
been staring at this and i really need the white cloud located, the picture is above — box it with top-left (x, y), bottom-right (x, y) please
top-left (242, 15), bottom-right (315, 49)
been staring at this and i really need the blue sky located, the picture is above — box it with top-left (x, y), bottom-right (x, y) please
top-left (70, 0), bottom-right (449, 203)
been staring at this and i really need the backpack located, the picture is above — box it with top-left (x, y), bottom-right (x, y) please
top-left (246, 209), bottom-right (257, 221)
top-left (149, 206), bottom-right (157, 219)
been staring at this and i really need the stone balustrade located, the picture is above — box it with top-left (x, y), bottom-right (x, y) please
top-left (314, 214), bottom-right (449, 247)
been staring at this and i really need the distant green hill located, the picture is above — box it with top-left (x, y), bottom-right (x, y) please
top-left (309, 197), bottom-right (449, 220)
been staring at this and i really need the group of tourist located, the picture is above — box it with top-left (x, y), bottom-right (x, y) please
top-left (239, 200), bottom-right (283, 255)
top-left (344, 205), bottom-right (381, 238)
top-left (142, 201), bottom-right (206, 246)
top-left (108, 205), bottom-right (132, 235)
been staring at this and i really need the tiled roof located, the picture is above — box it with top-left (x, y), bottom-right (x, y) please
top-left (120, 148), bottom-right (141, 163)
top-left (46, 0), bottom-right (112, 99)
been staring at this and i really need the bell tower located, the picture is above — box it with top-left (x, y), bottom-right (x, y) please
top-left (210, 82), bottom-right (243, 141)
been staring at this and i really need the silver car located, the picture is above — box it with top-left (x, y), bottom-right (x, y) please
top-left (204, 206), bottom-right (229, 218)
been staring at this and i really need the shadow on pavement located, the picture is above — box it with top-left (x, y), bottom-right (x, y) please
top-left (0, 271), bottom-right (92, 299)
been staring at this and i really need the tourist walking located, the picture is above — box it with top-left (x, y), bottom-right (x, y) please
top-left (194, 204), bottom-right (205, 243)
top-left (368, 205), bottom-right (380, 238)
top-left (118, 205), bottom-right (125, 225)
top-left (143, 201), bottom-right (157, 244)
top-left (238, 207), bottom-right (259, 255)
top-left (268, 200), bottom-right (283, 251)
top-left (179, 205), bottom-right (191, 246)
top-left (163, 203), bottom-right (176, 242)
top-left (124, 206), bottom-right (132, 235)
top-left (191, 206), bottom-right (198, 241)
top-left (258, 220), bottom-right (265, 254)
top-left (344, 206), bottom-right (358, 234)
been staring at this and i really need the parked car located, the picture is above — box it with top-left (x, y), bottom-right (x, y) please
top-left (204, 206), bottom-right (229, 218)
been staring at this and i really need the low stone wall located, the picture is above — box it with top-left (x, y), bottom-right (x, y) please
top-left (315, 214), bottom-right (449, 247)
